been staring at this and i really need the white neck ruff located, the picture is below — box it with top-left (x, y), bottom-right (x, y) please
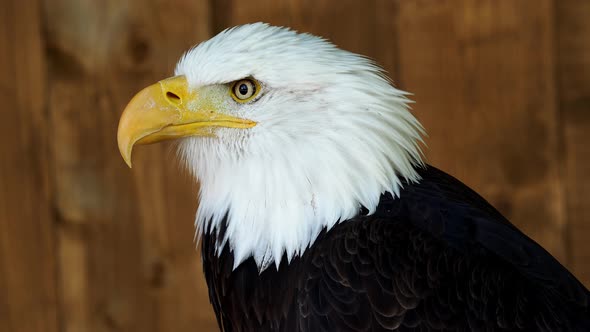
top-left (179, 93), bottom-right (423, 271)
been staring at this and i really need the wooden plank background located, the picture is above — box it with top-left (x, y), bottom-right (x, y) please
top-left (0, 0), bottom-right (588, 331)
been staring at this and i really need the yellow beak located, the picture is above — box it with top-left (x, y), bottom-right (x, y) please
top-left (117, 75), bottom-right (256, 167)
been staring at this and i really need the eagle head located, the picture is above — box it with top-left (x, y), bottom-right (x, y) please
top-left (118, 23), bottom-right (424, 270)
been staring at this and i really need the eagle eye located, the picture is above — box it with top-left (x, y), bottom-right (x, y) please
top-left (231, 78), bottom-right (260, 103)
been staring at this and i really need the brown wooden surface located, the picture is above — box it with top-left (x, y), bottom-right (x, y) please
top-left (0, 0), bottom-right (588, 331)
top-left (556, 0), bottom-right (590, 289)
top-left (397, 0), bottom-right (566, 259)
top-left (0, 1), bottom-right (58, 332)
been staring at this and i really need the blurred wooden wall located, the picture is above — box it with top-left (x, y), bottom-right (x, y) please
top-left (1, 0), bottom-right (588, 331)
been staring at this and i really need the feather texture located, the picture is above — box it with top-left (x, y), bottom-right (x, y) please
top-left (175, 23), bottom-right (424, 269)
top-left (202, 166), bottom-right (590, 332)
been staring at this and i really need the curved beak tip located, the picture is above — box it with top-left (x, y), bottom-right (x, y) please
top-left (117, 133), bottom-right (134, 169)
top-left (123, 155), bottom-right (133, 169)
top-left (120, 148), bottom-right (134, 168)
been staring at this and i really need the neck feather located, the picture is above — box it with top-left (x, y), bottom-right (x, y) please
top-left (180, 94), bottom-right (424, 271)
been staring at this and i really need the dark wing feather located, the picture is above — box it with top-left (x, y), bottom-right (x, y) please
top-left (295, 165), bottom-right (590, 331)
top-left (202, 165), bottom-right (590, 331)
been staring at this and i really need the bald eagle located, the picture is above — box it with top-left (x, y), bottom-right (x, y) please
top-left (117, 23), bottom-right (589, 331)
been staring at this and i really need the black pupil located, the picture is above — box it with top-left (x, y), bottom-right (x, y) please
top-left (238, 83), bottom-right (249, 96)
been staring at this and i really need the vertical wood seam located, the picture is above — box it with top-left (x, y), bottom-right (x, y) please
top-left (209, 0), bottom-right (227, 35)
top-left (391, 0), bottom-right (403, 90)
top-left (551, 0), bottom-right (573, 267)
top-left (37, 1), bottom-right (66, 329)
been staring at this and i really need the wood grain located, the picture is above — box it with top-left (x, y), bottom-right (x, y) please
top-left (396, 0), bottom-right (566, 261)
top-left (1, 1), bottom-right (589, 331)
top-left (556, 0), bottom-right (590, 287)
top-left (42, 0), bottom-right (216, 331)
top-left (0, 1), bottom-right (58, 331)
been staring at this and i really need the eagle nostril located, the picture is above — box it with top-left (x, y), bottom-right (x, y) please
top-left (165, 91), bottom-right (181, 105)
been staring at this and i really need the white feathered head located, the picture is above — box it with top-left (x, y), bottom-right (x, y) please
top-left (118, 23), bottom-right (424, 270)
